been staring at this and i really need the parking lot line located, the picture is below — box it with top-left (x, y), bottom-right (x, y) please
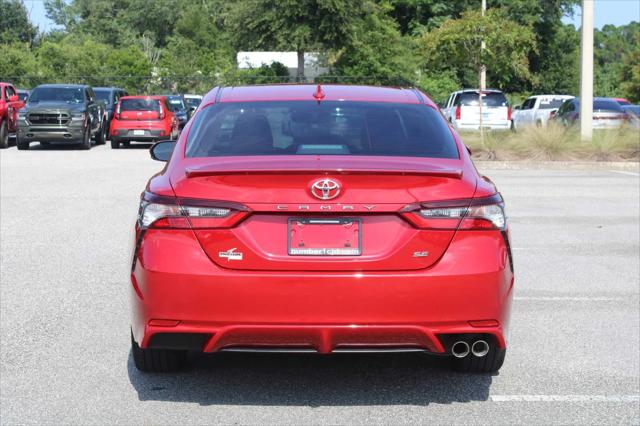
top-left (609, 170), bottom-right (640, 176)
top-left (490, 394), bottom-right (640, 402)
top-left (514, 296), bottom-right (627, 301)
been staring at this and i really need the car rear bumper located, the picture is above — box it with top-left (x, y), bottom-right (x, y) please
top-left (131, 229), bottom-right (514, 354)
top-left (454, 121), bottom-right (511, 131)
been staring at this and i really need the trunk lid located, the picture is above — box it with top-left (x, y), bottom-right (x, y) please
top-left (171, 156), bottom-right (474, 271)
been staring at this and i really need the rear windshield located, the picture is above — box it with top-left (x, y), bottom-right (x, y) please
top-left (593, 100), bottom-right (623, 112)
top-left (166, 96), bottom-right (185, 111)
top-left (458, 92), bottom-right (508, 107)
top-left (94, 90), bottom-right (112, 104)
top-left (28, 87), bottom-right (84, 103)
top-left (538, 98), bottom-right (567, 109)
top-left (120, 98), bottom-right (161, 112)
top-left (186, 101), bottom-right (459, 159)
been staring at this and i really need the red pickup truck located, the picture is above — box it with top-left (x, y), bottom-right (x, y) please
top-left (1, 82), bottom-right (26, 148)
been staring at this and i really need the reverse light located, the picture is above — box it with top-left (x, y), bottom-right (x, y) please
top-left (402, 194), bottom-right (506, 230)
top-left (138, 193), bottom-right (249, 229)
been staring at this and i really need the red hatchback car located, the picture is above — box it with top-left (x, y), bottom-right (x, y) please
top-left (131, 84), bottom-right (514, 373)
top-left (109, 96), bottom-right (179, 148)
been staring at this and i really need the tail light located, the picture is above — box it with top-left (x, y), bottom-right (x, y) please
top-left (401, 194), bottom-right (506, 230)
top-left (158, 105), bottom-right (165, 120)
top-left (138, 192), bottom-right (250, 229)
top-left (455, 105), bottom-right (461, 120)
top-left (115, 103), bottom-right (121, 120)
top-left (507, 106), bottom-right (512, 121)
top-left (549, 110), bottom-right (557, 119)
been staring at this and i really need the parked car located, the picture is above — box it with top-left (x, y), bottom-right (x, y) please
top-left (163, 94), bottom-right (189, 128)
top-left (16, 84), bottom-right (107, 150)
top-left (17, 89), bottom-right (30, 103)
top-left (94, 87), bottom-right (128, 135)
top-left (130, 84), bottom-right (514, 374)
top-left (183, 94), bottom-right (203, 115)
top-left (511, 94), bottom-right (574, 130)
top-left (0, 82), bottom-right (24, 149)
top-left (553, 97), bottom-right (629, 129)
top-left (621, 105), bottom-right (640, 129)
top-left (109, 95), bottom-right (179, 149)
top-left (443, 89), bottom-right (511, 131)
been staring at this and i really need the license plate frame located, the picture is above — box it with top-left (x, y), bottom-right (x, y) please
top-left (287, 217), bottom-right (362, 256)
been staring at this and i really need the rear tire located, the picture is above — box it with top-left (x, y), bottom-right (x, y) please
top-left (110, 138), bottom-right (120, 149)
top-left (131, 332), bottom-right (187, 373)
top-left (451, 347), bottom-right (506, 373)
top-left (0, 121), bottom-right (8, 149)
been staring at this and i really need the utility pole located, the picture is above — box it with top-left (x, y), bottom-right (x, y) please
top-left (580, 0), bottom-right (594, 141)
top-left (479, 0), bottom-right (487, 144)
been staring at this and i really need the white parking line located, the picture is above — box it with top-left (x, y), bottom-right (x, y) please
top-left (514, 296), bottom-right (625, 301)
top-left (609, 170), bottom-right (640, 176)
top-left (490, 395), bottom-right (640, 403)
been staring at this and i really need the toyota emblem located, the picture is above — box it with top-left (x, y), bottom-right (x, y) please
top-left (310, 178), bottom-right (341, 200)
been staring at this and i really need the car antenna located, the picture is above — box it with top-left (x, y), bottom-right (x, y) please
top-left (313, 84), bottom-right (325, 103)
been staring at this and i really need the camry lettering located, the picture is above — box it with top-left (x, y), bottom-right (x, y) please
top-left (363, 205), bottom-right (376, 211)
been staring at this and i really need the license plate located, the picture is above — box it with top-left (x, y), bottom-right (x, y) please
top-left (133, 129), bottom-right (145, 136)
top-left (288, 218), bottom-right (361, 256)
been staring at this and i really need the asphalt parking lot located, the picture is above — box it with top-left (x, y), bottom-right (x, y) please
top-left (1, 143), bottom-right (639, 425)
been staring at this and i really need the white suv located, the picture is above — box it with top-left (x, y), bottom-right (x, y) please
top-left (443, 89), bottom-right (511, 131)
top-left (511, 95), bottom-right (574, 130)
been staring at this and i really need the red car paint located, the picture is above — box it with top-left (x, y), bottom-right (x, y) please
top-left (0, 82), bottom-right (25, 137)
top-left (109, 96), bottom-right (179, 144)
top-left (131, 84), bottom-right (514, 371)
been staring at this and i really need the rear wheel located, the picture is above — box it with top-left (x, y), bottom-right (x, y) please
top-left (131, 332), bottom-right (187, 373)
top-left (451, 347), bottom-right (506, 373)
top-left (0, 121), bottom-right (8, 149)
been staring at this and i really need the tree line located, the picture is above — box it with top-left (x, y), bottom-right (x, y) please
top-left (0, 0), bottom-right (638, 104)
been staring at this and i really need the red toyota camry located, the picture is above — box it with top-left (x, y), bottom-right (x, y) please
top-left (130, 84), bottom-right (514, 373)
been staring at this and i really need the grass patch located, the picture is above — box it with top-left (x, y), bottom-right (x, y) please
top-left (459, 123), bottom-right (640, 161)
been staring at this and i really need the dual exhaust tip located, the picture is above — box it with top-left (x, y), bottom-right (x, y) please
top-left (451, 340), bottom-right (489, 358)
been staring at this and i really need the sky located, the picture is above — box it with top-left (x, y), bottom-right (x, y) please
top-left (21, 0), bottom-right (640, 33)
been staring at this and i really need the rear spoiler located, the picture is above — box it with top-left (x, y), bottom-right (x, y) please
top-left (185, 166), bottom-right (463, 179)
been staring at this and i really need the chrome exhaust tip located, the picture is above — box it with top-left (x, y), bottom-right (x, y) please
top-left (451, 341), bottom-right (470, 358)
top-left (471, 340), bottom-right (490, 357)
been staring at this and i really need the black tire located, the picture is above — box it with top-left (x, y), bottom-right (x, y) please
top-left (122, 141), bottom-right (130, 147)
top-left (95, 119), bottom-right (107, 145)
top-left (111, 138), bottom-right (120, 149)
top-left (16, 136), bottom-right (29, 150)
top-left (131, 332), bottom-right (187, 373)
top-left (451, 348), bottom-right (506, 373)
top-left (79, 125), bottom-right (91, 150)
top-left (0, 121), bottom-right (8, 149)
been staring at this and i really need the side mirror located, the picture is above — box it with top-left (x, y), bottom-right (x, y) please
top-left (150, 140), bottom-right (176, 162)
top-left (9, 95), bottom-right (19, 102)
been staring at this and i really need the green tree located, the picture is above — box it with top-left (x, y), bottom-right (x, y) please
top-left (620, 32), bottom-right (640, 103)
top-left (0, 43), bottom-right (39, 87)
top-left (330, 2), bottom-right (416, 85)
top-left (228, 0), bottom-right (367, 81)
top-left (0, 0), bottom-right (38, 44)
top-left (594, 22), bottom-right (640, 97)
top-left (417, 8), bottom-right (537, 91)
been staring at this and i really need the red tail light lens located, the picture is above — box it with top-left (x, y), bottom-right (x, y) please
top-left (507, 106), bottom-right (512, 121)
top-left (401, 194), bottom-right (506, 230)
top-left (139, 193), bottom-right (249, 229)
top-left (455, 105), bottom-right (461, 120)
